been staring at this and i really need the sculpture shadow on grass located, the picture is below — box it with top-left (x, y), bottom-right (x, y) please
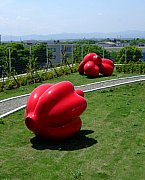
top-left (86, 74), bottom-right (104, 79)
top-left (30, 130), bottom-right (97, 151)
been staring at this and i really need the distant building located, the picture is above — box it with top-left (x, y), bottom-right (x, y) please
top-left (97, 41), bottom-right (116, 47)
top-left (47, 44), bottom-right (73, 64)
top-left (97, 41), bottom-right (130, 47)
top-left (138, 43), bottom-right (145, 47)
top-left (141, 50), bottom-right (145, 62)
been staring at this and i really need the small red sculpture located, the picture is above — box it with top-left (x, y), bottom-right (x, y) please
top-left (78, 53), bottom-right (114, 77)
top-left (24, 81), bottom-right (87, 140)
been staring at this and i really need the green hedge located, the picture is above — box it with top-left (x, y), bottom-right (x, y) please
top-left (0, 64), bottom-right (78, 92)
top-left (115, 63), bottom-right (145, 74)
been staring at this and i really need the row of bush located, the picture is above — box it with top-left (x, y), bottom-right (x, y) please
top-left (0, 63), bottom-right (145, 92)
top-left (115, 63), bottom-right (145, 74)
top-left (0, 64), bottom-right (78, 92)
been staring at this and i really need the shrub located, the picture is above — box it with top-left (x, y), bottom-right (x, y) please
top-left (116, 63), bottom-right (145, 74)
top-left (0, 64), bottom-right (79, 91)
top-left (0, 82), bottom-right (4, 92)
top-left (5, 79), bottom-right (17, 90)
top-left (20, 76), bottom-right (28, 86)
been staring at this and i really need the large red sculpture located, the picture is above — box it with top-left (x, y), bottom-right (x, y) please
top-left (24, 81), bottom-right (87, 140)
top-left (78, 53), bottom-right (114, 77)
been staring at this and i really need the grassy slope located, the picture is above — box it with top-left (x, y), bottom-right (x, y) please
top-left (0, 82), bottom-right (145, 180)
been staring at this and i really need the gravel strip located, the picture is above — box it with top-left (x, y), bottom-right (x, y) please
top-left (0, 96), bottom-right (28, 116)
top-left (0, 75), bottom-right (145, 117)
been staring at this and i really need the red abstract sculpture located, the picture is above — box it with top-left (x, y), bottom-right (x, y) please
top-left (78, 53), bottom-right (114, 77)
top-left (99, 58), bottom-right (114, 76)
top-left (24, 81), bottom-right (87, 140)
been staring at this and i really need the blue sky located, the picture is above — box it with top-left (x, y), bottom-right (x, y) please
top-left (0, 0), bottom-right (145, 35)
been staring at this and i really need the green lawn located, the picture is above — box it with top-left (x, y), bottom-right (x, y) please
top-left (0, 71), bottom-right (139, 100)
top-left (0, 82), bottom-right (145, 180)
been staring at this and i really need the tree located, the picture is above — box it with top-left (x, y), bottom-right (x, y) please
top-left (117, 46), bottom-right (142, 63)
top-left (5, 42), bottom-right (29, 74)
top-left (32, 43), bottom-right (53, 68)
top-left (84, 45), bottom-right (109, 57)
top-left (73, 44), bottom-right (111, 63)
top-left (0, 45), bottom-right (5, 78)
top-left (130, 38), bottom-right (145, 46)
top-left (73, 45), bottom-right (82, 63)
top-left (82, 45), bottom-right (110, 59)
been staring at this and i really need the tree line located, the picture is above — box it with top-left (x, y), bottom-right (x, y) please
top-left (0, 42), bottom-right (143, 78)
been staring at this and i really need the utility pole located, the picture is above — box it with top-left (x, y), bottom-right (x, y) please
top-left (46, 46), bottom-right (49, 68)
top-left (81, 44), bottom-right (84, 60)
top-left (60, 44), bottom-right (62, 64)
top-left (103, 46), bottom-right (105, 58)
top-left (71, 44), bottom-right (74, 64)
top-left (8, 47), bottom-right (11, 74)
top-left (29, 45), bottom-right (32, 69)
top-left (125, 49), bottom-right (127, 63)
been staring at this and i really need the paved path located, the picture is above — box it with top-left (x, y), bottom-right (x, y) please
top-left (0, 75), bottom-right (145, 118)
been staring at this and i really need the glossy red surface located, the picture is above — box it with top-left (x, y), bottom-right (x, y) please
top-left (24, 81), bottom-right (87, 140)
top-left (84, 61), bottom-right (99, 77)
top-left (78, 53), bottom-right (114, 77)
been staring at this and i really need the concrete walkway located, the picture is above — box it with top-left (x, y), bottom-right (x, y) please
top-left (0, 75), bottom-right (145, 118)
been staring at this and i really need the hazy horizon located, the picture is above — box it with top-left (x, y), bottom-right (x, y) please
top-left (0, 0), bottom-right (145, 36)
top-left (1, 30), bottom-right (145, 37)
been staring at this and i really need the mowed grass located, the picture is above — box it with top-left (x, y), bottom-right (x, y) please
top-left (0, 82), bottom-right (145, 179)
top-left (0, 70), bottom-right (139, 100)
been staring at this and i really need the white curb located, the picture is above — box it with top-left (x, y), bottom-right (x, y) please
top-left (0, 105), bottom-right (26, 119)
top-left (0, 75), bottom-right (145, 118)
top-left (0, 94), bottom-right (30, 103)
